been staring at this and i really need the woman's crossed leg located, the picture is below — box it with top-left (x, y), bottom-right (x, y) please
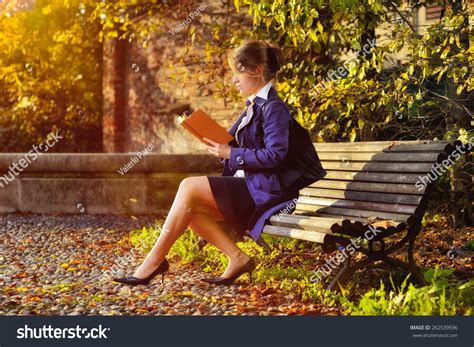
top-left (132, 176), bottom-right (250, 279)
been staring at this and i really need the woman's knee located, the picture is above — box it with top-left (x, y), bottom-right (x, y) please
top-left (178, 176), bottom-right (207, 198)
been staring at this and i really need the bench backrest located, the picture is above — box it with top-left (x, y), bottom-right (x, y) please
top-left (294, 140), bottom-right (461, 229)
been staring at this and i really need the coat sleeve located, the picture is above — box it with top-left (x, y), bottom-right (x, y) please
top-left (229, 100), bottom-right (291, 170)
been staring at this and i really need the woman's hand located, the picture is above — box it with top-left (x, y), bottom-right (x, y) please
top-left (202, 137), bottom-right (232, 159)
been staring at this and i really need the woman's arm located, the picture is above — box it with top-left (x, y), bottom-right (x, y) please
top-left (228, 100), bottom-right (291, 170)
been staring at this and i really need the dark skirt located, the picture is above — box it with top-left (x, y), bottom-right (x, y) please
top-left (207, 176), bottom-right (256, 237)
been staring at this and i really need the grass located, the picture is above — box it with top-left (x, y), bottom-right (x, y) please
top-left (128, 221), bottom-right (473, 315)
top-left (340, 269), bottom-right (473, 315)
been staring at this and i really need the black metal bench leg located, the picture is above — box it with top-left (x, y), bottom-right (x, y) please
top-left (380, 224), bottom-right (426, 286)
top-left (255, 235), bottom-right (272, 254)
top-left (384, 256), bottom-right (426, 285)
top-left (406, 224), bottom-right (426, 285)
top-left (327, 256), bottom-right (375, 291)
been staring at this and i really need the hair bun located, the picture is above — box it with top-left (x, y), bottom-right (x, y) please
top-left (266, 46), bottom-right (279, 72)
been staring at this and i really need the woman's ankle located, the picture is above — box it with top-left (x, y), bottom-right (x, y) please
top-left (230, 249), bottom-right (250, 264)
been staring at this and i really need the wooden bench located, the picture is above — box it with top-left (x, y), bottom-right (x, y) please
top-left (260, 140), bottom-right (467, 290)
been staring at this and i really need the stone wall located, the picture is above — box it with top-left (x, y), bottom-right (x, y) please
top-left (0, 153), bottom-right (222, 214)
top-left (102, 2), bottom-right (247, 154)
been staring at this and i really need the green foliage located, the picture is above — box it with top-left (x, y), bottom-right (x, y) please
top-left (2, 1), bottom-right (470, 149)
top-left (0, 0), bottom-right (102, 151)
top-left (462, 239), bottom-right (474, 252)
top-left (233, 0), bottom-right (472, 142)
top-left (341, 268), bottom-right (473, 315)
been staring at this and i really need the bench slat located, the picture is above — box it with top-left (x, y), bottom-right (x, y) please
top-left (318, 152), bottom-right (444, 162)
top-left (324, 170), bottom-right (425, 184)
top-left (314, 142), bottom-right (453, 153)
top-left (269, 214), bottom-right (345, 233)
top-left (320, 161), bottom-right (434, 172)
top-left (294, 203), bottom-right (414, 223)
top-left (297, 196), bottom-right (418, 214)
top-left (262, 225), bottom-right (328, 244)
top-left (280, 213), bottom-right (406, 234)
top-left (284, 212), bottom-right (380, 225)
top-left (300, 187), bottom-right (423, 205)
top-left (310, 180), bottom-right (426, 195)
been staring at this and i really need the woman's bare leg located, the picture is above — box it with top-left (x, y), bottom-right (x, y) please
top-left (188, 211), bottom-right (250, 278)
top-left (132, 176), bottom-right (250, 279)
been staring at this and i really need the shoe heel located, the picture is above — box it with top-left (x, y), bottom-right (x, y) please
top-left (161, 273), bottom-right (165, 283)
top-left (248, 271), bottom-right (253, 283)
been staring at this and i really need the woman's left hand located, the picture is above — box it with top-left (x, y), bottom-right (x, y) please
top-left (202, 137), bottom-right (231, 159)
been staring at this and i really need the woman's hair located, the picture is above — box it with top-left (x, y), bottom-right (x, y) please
top-left (228, 40), bottom-right (285, 82)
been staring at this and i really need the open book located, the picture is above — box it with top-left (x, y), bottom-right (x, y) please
top-left (178, 109), bottom-right (234, 145)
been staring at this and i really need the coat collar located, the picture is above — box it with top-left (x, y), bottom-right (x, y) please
top-left (245, 82), bottom-right (278, 107)
top-left (245, 81), bottom-right (277, 107)
top-left (229, 84), bottom-right (280, 138)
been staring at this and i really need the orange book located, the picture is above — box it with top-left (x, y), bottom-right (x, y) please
top-left (178, 109), bottom-right (234, 145)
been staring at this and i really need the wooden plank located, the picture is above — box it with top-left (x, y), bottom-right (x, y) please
top-left (282, 212), bottom-right (370, 233)
top-left (324, 170), bottom-right (425, 184)
top-left (294, 203), bottom-right (414, 223)
top-left (300, 187), bottom-right (423, 205)
top-left (284, 211), bottom-right (407, 235)
top-left (280, 213), bottom-right (405, 233)
top-left (314, 140), bottom-right (452, 147)
top-left (320, 161), bottom-right (434, 172)
top-left (318, 152), bottom-right (443, 162)
top-left (310, 180), bottom-right (426, 195)
top-left (268, 215), bottom-right (338, 233)
top-left (297, 196), bottom-right (418, 214)
top-left (314, 142), bottom-right (451, 153)
top-left (370, 220), bottom-right (406, 231)
top-left (262, 225), bottom-right (328, 243)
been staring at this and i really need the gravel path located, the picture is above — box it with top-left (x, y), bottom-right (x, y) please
top-left (0, 214), bottom-right (339, 316)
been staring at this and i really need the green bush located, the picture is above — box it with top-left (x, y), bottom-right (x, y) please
top-left (341, 268), bottom-right (473, 315)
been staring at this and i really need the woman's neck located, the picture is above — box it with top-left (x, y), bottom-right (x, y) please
top-left (250, 80), bottom-right (268, 97)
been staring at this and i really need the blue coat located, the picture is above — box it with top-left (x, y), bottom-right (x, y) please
top-left (220, 85), bottom-right (327, 241)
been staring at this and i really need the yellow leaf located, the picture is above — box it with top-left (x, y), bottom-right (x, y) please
top-left (317, 21), bottom-right (323, 34)
top-left (42, 5), bottom-right (52, 15)
top-left (349, 128), bottom-right (357, 142)
top-left (233, 0), bottom-right (240, 12)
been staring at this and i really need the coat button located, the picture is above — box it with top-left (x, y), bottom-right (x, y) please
top-left (236, 156), bottom-right (244, 165)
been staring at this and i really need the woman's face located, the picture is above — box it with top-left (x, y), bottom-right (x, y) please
top-left (231, 65), bottom-right (264, 96)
